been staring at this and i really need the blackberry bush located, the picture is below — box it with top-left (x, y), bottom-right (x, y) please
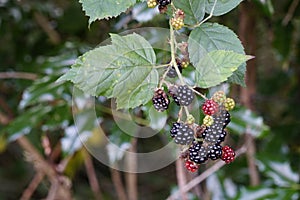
top-left (60, 0), bottom-right (251, 174)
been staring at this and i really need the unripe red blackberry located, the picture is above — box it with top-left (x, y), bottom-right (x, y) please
top-left (202, 99), bottom-right (218, 115)
top-left (212, 91), bottom-right (226, 104)
top-left (224, 98), bottom-right (235, 111)
top-left (221, 146), bottom-right (235, 164)
top-left (152, 88), bottom-right (170, 112)
top-left (185, 160), bottom-right (198, 172)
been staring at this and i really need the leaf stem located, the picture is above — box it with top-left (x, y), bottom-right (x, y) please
top-left (159, 66), bottom-right (171, 88)
top-left (183, 106), bottom-right (190, 117)
top-left (191, 87), bottom-right (207, 100)
top-left (192, 0), bottom-right (218, 28)
top-left (169, 22), bottom-right (185, 85)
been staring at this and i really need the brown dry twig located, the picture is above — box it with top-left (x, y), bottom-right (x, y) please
top-left (0, 72), bottom-right (38, 80)
top-left (282, 0), bottom-right (300, 25)
top-left (83, 148), bottom-right (104, 200)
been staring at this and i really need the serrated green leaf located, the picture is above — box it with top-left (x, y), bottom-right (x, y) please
top-left (205, 0), bottom-right (243, 16)
top-left (58, 33), bottom-right (158, 109)
top-left (194, 50), bottom-right (252, 88)
top-left (173, 0), bottom-right (206, 25)
top-left (79, 0), bottom-right (136, 25)
top-left (188, 23), bottom-right (247, 86)
top-left (227, 64), bottom-right (246, 87)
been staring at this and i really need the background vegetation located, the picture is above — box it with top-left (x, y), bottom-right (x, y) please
top-left (0, 0), bottom-right (300, 199)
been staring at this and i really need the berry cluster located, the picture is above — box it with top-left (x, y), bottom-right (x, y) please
top-left (153, 84), bottom-right (194, 110)
top-left (151, 89), bottom-right (236, 172)
top-left (171, 9), bottom-right (185, 30)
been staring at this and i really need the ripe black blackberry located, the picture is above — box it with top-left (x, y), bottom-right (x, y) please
top-left (217, 130), bottom-right (227, 144)
top-left (170, 122), bottom-right (182, 138)
top-left (202, 126), bottom-right (223, 144)
top-left (188, 141), bottom-right (209, 164)
top-left (152, 88), bottom-right (170, 112)
top-left (208, 144), bottom-right (222, 160)
top-left (168, 85), bottom-right (180, 106)
top-left (201, 108), bottom-right (230, 144)
top-left (157, 0), bottom-right (171, 6)
top-left (214, 108), bottom-right (231, 129)
top-left (176, 85), bottom-right (194, 106)
top-left (173, 123), bottom-right (194, 145)
top-left (166, 59), bottom-right (182, 78)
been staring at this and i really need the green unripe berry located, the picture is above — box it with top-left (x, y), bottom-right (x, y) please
top-left (212, 91), bottom-right (226, 104)
top-left (225, 98), bottom-right (235, 111)
top-left (186, 114), bottom-right (195, 125)
top-left (203, 115), bottom-right (214, 127)
top-left (147, 0), bottom-right (157, 8)
top-left (171, 17), bottom-right (184, 30)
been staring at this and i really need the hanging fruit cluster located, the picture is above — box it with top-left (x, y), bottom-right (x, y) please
top-left (153, 85), bottom-right (236, 172)
top-left (148, 1), bottom-right (236, 172)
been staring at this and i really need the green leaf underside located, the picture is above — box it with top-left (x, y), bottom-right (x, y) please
top-left (58, 33), bottom-right (158, 109)
top-left (174, 0), bottom-right (206, 25)
top-left (205, 0), bottom-right (243, 16)
top-left (80, 0), bottom-right (136, 25)
top-left (194, 50), bottom-right (252, 88)
top-left (188, 23), bottom-right (247, 86)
